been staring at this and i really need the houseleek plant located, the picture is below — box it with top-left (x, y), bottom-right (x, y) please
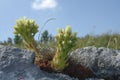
top-left (14, 17), bottom-right (43, 61)
top-left (51, 26), bottom-right (77, 72)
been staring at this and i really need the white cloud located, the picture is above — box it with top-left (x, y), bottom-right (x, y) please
top-left (32, 0), bottom-right (57, 10)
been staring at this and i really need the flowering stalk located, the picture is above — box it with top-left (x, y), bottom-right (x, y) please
top-left (51, 26), bottom-right (77, 72)
top-left (14, 17), bottom-right (43, 61)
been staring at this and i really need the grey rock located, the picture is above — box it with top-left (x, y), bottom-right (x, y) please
top-left (85, 78), bottom-right (104, 80)
top-left (0, 46), bottom-right (35, 70)
top-left (0, 46), bottom-right (78, 80)
top-left (69, 46), bottom-right (120, 80)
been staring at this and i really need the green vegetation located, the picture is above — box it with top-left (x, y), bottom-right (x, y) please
top-left (13, 17), bottom-right (78, 72)
top-left (39, 30), bottom-right (56, 48)
top-left (14, 34), bottom-right (23, 48)
top-left (14, 17), bottom-right (43, 61)
top-left (1, 32), bottom-right (119, 50)
top-left (75, 33), bottom-right (120, 50)
top-left (51, 26), bottom-right (77, 72)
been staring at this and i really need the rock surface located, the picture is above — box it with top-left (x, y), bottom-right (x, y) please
top-left (0, 45), bottom-right (111, 80)
top-left (0, 45), bottom-right (78, 80)
top-left (69, 46), bottom-right (120, 80)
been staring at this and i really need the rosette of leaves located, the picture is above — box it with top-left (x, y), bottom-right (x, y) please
top-left (51, 26), bottom-right (77, 72)
top-left (14, 17), bottom-right (43, 61)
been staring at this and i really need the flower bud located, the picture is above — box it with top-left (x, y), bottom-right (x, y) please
top-left (62, 29), bottom-right (65, 33)
top-left (64, 33), bottom-right (68, 37)
top-left (65, 26), bottom-right (71, 33)
top-left (62, 41), bottom-right (65, 45)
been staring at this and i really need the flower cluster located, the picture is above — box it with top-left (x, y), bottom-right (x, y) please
top-left (14, 17), bottom-right (39, 43)
top-left (52, 26), bottom-right (77, 71)
top-left (14, 17), bottom-right (43, 61)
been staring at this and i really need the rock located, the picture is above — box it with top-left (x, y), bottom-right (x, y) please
top-left (85, 78), bottom-right (104, 80)
top-left (68, 46), bottom-right (120, 80)
top-left (0, 45), bottom-right (78, 80)
top-left (0, 45), bottom-right (35, 70)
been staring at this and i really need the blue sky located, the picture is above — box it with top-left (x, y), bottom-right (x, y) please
top-left (0, 0), bottom-right (120, 41)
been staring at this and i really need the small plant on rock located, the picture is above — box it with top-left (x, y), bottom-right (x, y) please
top-left (51, 26), bottom-right (77, 72)
top-left (14, 17), bottom-right (43, 61)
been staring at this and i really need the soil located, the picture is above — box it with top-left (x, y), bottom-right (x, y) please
top-left (63, 61), bottom-right (95, 80)
top-left (34, 59), bottom-right (95, 80)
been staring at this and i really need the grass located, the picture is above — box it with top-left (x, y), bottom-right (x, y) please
top-left (31, 32), bottom-right (120, 50)
top-left (0, 32), bottom-right (120, 50)
top-left (75, 33), bottom-right (120, 50)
